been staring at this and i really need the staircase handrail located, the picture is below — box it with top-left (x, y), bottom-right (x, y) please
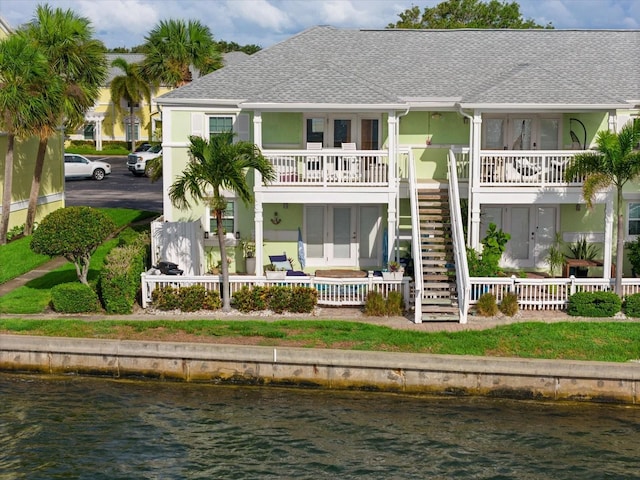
top-left (407, 147), bottom-right (424, 323)
top-left (448, 149), bottom-right (470, 324)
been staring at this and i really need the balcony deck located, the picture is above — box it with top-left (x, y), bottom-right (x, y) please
top-left (452, 149), bottom-right (584, 188)
top-left (262, 149), bottom-right (390, 187)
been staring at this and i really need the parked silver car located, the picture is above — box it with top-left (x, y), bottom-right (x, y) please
top-left (64, 154), bottom-right (111, 181)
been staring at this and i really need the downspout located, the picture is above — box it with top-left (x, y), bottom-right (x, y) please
top-left (395, 107), bottom-right (410, 263)
top-left (457, 104), bottom-right (474, 247)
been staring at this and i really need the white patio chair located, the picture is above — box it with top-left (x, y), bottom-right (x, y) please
top-left (341, 143), bottom-right (360, 181)
top-left (305, 142), bottom-right (323, 182)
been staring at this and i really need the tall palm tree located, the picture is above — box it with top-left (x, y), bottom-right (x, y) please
top-left (169, 133), bottom-right (275, 311)
top-left (141, 19), bottom-right (221, 88)
top-left (565, 120), bottom-right (640, 295)
top-left (109, 57), bottom-right (151, 152)
top-left (0, 34), bottom-right (61, 244)
top-left (20, 4), bottom-right (107, 235)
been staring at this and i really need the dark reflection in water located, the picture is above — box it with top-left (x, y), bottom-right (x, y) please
top-left (1, 373), bottom-right (639, 479)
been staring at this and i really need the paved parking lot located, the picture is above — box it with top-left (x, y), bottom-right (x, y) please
top-left (64, 155), bottom-right (163, 212)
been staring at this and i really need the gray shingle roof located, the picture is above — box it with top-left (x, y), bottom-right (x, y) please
top-left (159, 26), bottom-right (640, 108)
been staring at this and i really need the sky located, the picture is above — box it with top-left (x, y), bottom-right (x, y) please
top-left (2, 0), bottom-right (639, 49)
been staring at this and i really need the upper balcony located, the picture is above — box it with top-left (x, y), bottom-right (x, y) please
top-left (261, 149), bottom-right (390, 188)
top-left (453, 149), bottom-right (584, 188)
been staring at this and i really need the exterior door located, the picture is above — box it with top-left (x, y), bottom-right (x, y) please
top-left (533, 206), bottom-right (557, 267)
top-left (328, 206), bottom-right (357, 266)
top-left (330, 116), bottom-right (355, 147)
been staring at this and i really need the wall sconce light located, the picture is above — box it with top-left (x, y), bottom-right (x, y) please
top-left (204, 231), bottom-right (209, 239)
top-left (431, 112), bottom-right (442, 120)
top-left (271, 212), bottom-right (282, 225)
top-left (575, 204), bottom-right (581, 212)
top-left (463, 117), bottom-right (469, 124)
top-left (283, 203), bottom-right (288, 209)
top-left (235, 231), bottom-right (241, 240)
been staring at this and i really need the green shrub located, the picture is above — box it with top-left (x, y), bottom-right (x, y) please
top-left (267, 286), bottom-right (291, 313)
top-left (51, 282), bottom-right (100, 313)
top-left (476, 292), bottom-right (498, 317)
top-left (288, 286), bottom-right (318, 313)
top-left (567, 291), bottom-right (621, 317)
top-left (99, 230), bottom-right (149, 314)
top-left (202, 291), bottom-right (222, 310)
top-left (364, 291), bottom-right (387, 316)
top-left (152, 286), bottom-right (181, 311)
top-left (624, 293), bottom-right (640, 318)
top-left (232, 286), bottom-right (269, 312)
top-left (499, 292), bottom-right (519, 316)
top-left (386, 290), bottom-right (404, 316)
top-left (178, 285), bottom-right (207, 312)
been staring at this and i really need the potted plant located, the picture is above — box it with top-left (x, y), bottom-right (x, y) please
top-left (382, 261), bottom-right (404, 280)
top-left (242, 238), bottom-right (256, 275)
top-left (625, 237), bottom-right (640, 277)
top-left (265, 263), bottom-right (286, 279)
top-left (566, 237), bottom-right (599, 277)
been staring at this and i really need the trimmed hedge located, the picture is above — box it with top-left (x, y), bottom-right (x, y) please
top-left (98, 230), bottom-right (149, 314)
top-left (232, 285), bottom-right (317, 314)
top-left (51, 282), bottom-right (100, 313)
top-left (152, 285), bottom-right (222, 312)
top-left (623, 293), bottom-right (640, 318)
top-left (567, 291), bottom-right (621, 317)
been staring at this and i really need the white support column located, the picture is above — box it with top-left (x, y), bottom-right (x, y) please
top-left (608, 110), bottom-right (617, 133)
top-left (162, 107), bottom-right (174, 221)
top-left (254, 195), bottom-right (264, 276)
top-left (95, 119), bottom-right (103, 151)
top-left (603, 194), bottom-right (614, 280)
top-left (387, 196), bottom-right (397, 265)
top-left (253, 111), bottom-right (263, 187)
top-left (470, 113), bottom-right (483, 249)
top-left (387, 112), bottom-right (397, 186)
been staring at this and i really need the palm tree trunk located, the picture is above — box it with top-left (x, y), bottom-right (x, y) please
top-left (0, 133), bottom-right (16, 245)
top-left (216, 208), bottom-right (231, 311)
top-left (615, 187), bottom-right (624, 295)
top-left (129, 103), bottom-right (136, 152)
top-left (24, 136), bottom-right (48, 235)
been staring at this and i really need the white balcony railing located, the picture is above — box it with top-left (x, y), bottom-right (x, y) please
top-left (478, 150), bottom-right (584, 186)
top-left (263, 149), bottom-right (389, 186)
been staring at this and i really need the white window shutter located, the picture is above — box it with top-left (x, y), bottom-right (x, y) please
top-left (235, 114), bottom-right (250, 141)
top-left (191, 113), bottom-right (205, 137)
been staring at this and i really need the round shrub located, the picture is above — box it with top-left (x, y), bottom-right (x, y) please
top-left (203, 291), bottom-right (222, 310)
top-left (624, 293), bottom-right (640, 318)
top-left (288, 286), bottom-right (318, 313)
top-left (51, 282), bottom-right (100, 313)
top-left (476, 292), bottom-right (498, 317)
top-left (267, 286), bottom-right (292, 314)
top-left (386, 290), bottom-right (404, 316)
top-left (178, 285), bottom-right (207, 312)
top-left (499, 292), bottom-right (519, 317)
top-left (567, 291), bottom-right (621, 317)
top-left (152, 286), bottom-right (180, 311)
top-left (364, 291), bottom-right (387, 316)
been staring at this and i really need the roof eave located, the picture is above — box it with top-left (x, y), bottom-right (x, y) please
top-left (156, 98), bottom-right (245, 107)
top-left (241, 102), bottom-right (407, 111)
top-left (459, 102), bottom-right (631, 111)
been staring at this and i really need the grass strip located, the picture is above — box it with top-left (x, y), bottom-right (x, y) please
top-left (1, 320), bottom-right (639, 363)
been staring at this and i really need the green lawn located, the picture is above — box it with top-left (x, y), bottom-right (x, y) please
top-left (1, 319), bottom-right (639, 362)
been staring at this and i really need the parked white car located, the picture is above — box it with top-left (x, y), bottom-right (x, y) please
top-left (64, 154), bottom-right (111, 181)
top-left (127, 144), bottom-right (162, 177)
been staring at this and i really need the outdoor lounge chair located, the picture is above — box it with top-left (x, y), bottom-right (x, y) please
top-left (268, 254), bottom-right (306, 276)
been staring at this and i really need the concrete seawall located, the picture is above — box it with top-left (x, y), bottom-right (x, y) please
top-left (1, 335), bottom-right (639, 404)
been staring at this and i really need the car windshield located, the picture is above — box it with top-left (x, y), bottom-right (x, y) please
top-left (149, 145), bottom-right (162, 153)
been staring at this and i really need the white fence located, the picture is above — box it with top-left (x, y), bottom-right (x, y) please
top-left (469, 276), bottom-right (640, 310)
top-left (141, 273), bottom-right (412, 310)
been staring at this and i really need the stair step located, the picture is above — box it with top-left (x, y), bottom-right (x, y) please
top-left (421, 313), bottom-right (460, 322)
top-left (422, 305), bottom-right (459, 313)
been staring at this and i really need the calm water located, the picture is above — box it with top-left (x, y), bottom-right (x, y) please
top-left (1, 373), bottom-right (639, 479)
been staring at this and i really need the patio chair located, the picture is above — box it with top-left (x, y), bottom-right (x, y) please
top-left (305, 143), bottom-right (323, 182)
top-left (341, 143), bottom-right (360, 181)
top-left (268, 254), bottom-right (306, 276)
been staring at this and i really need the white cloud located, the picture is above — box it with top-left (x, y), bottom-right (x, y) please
top-left (226, 0), bottom-right (292, 32)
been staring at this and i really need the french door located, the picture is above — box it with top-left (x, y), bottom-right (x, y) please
top-left (304, 205), bottom-right (381, 267)
top-left (481, 205), bottom-right (557, 269)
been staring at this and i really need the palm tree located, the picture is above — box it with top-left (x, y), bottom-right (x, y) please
top-left (0, 34), bottom-right (61, 244)
top-left (565, 120), bottom-right (640, 295)
top-left (141, 19), bottom-right (221, 88)
top-left (109, 57), bottom-right (151, 152)
top-left (168, 133), bottom-right (275, 311)
top-left (20, 4), bottom-right (107, 235)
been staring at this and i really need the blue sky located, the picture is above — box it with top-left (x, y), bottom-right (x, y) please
top-left (2, 0), bottom-right (639, 49)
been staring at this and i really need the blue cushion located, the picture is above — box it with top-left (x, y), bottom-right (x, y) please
top-left (286, 270), bottom-right (306, 276)
top-left (269, 254), bottom-right (287, 263)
